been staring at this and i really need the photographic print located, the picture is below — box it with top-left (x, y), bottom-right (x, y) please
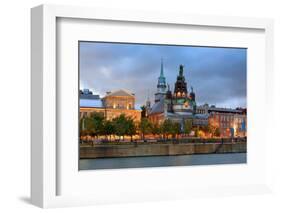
top-left (79, 42), bottom-right (247, 170)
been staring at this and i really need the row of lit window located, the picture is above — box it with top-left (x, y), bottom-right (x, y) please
top-left (112, 104), bottom-right (133, 109)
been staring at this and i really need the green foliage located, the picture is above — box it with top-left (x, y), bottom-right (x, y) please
top-left (170, 122), bottom-right (181, 138)
top-left (81, 112), bottom-right (105, 138)
top-left (161, 119), bottom-right (172, 135)
top-left (139, 118), bottom-right (152, 140)
top-left (126, 117), bottom-right (137, 141)
top-left (160, 119), bottom-right (181, 140)
top-left (109, 114), bottom-right (137, 141)
top-left (214, 127), bottom-right (221, 137)
top-left (79, 110), bottom-right (223, 142)
top-left (103, 120), bottom-right (115, 140)
top-left (184, 119), bottom-right (192, 135)
top-left (194, 127), bottom-right (199, 137)
top-left (112, 114), bottom-right (129, 139)
top-left (151, 122), bottom-right (161, 136)
top-left (80, 112), bottom-right (138, 141)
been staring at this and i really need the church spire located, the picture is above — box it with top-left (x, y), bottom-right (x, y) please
top-left (160, 57), bottom-right (164, 77)
top-left (179, 64), bottom-right (184, 76)
top-left (155, 58), bottom-right (167, 103)
top-left (157, 58), bottom-right (166, 92)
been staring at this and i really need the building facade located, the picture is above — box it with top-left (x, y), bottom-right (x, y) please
top-left (148, 62), bottom-right (208, 128)
top-left (147, 61), bottom-right (246, 138)
top-left (80, 89), bottom-right (141, 122)
top-left (197, 104), bottom-right (247, 137)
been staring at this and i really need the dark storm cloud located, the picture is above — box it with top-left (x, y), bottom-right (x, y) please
top-left (79, 42), bottom-right (246, 109)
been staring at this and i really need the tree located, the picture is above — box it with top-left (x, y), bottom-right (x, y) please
top-left (150, 122), bottom-right (161, 139)
top-left (139, 118), bottom-right (151, 140)
top-left (82, 112), bottom-right (105, 140)
top-left (161, 119), bottom-right (173, 140)
top-left (103, 120), bottom-right (115, 141)
top-left (205, 124), bottom-right (215, 137)
top-left (126, 117), bottom-right (137, 142)
top-left (170, 122), bottom-right (181, 140)
top-left (79, 117), bottom-right (87, 139)
top-left (214, 127), bottom-right (221, 137)
top-left (194, 126), bottom-right (200, 138)
top-left (91, 112), bottom-right (105, 138)
top-left (183, 119), bottom-right (192, 136)
top-left (112, 114), bottom-right (128, 141)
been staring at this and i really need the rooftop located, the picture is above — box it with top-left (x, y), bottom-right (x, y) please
top-left (208, 107), bottom-right (244, 113)
top-left (80, 99), bottom-right (102, 108)
top-left (149, 98), bottom-right (164, 115)
top-left (104, 89), bottom-right (135, 97)
top-left (80, 89), bottom-right (100, 100)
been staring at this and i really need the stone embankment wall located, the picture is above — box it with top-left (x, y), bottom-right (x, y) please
top-left (80, 142), bottom-right (246, 159)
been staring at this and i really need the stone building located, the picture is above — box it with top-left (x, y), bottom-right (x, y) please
top-left (147, 60), bottom-right (246, 137)
top-left (102, 90), bottom-right (135, 110)
top-left (148, 61), bottom-right (208, 128)
top-left (197, 104), bottom-right (247, 137)
top-left (80, 89), bottom-right (141, 122)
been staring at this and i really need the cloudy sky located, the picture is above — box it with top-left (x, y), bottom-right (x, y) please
top-left (79, 42), bottom-right (246, 109)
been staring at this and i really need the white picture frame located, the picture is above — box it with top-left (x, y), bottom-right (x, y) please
top-left (31, 4), bottom-right (274, 208)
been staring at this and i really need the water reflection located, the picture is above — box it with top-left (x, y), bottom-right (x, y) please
top-left (79, 153), bottom-right (246, 170)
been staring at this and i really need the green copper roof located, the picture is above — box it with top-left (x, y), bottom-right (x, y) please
top-left (158, 58), bottom-right (166, 85)
top-left (160, 58), bottom-right (164, 77)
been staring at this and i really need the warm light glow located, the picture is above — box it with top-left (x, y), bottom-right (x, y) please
top-left (233, 124), bottom-right (237, 134)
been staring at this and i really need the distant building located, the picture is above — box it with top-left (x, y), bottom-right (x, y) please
top-left (80, 89), bottom-right (102, 109)
top-left (80, 89), bottom-right (100, 99)
top-left (80, 89), bottom-right (141, 122)
top-left (197, 104), bottom-right (247, 137)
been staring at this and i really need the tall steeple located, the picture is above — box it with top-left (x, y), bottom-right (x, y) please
top-left (157, 58), bottom-right (167, 93)
top-left (160, 57), bottom-right (164, 77)
top-left (190, 86), bottom-right (195, 101)
top-left (174, 64), bottom-right (188, 99)
top-left (155, 58), bottom-right (167, 102)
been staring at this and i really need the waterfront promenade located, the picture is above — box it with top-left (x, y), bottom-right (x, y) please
top-left (80, 138), bottom-right (246, 159)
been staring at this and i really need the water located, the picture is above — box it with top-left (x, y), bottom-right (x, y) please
top-left (79, 153), bottom-right (246, 170)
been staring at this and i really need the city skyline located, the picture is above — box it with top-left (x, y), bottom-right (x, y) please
top-left (79, 42), bottom-right (247, 109)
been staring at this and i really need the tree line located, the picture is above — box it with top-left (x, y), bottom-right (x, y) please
top-left (80, 112), bottom-right (220, 142)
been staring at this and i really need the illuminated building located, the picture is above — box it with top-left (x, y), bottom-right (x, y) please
top-left (147, 60), bottom-right (246, 137)
top-left (148, 61), bottom-right (208, 128)
top-left (197, 104), bottom-right (247, 137)
top-left (80, 89), bottom-right (141, 122)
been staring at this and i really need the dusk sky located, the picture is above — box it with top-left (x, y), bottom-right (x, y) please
top-left (79, 42), bottom-right (246, 109)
